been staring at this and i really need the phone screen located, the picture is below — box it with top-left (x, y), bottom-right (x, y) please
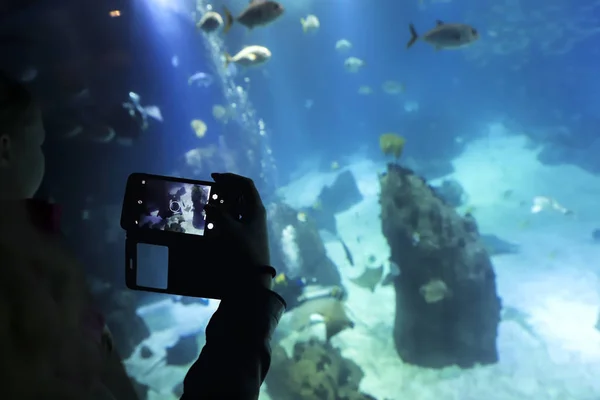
top-left (136, 177), bottom-right (213, 236)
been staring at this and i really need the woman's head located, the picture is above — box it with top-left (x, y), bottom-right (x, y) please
top-left (0, 72), bottom-right (45, 199)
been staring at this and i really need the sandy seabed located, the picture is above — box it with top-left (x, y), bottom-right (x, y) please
top-left (273, 131), bottom-right (600, 400)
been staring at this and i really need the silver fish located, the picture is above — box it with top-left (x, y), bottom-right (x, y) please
top-left (223, 0), bottom-right (284, 33)
top-left (126, 92), bottom-right (163, 122)
top-left (407, 21), bottom-right (479, 50)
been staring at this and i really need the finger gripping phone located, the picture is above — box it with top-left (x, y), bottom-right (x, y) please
top-left (120, 173), bottom-right (239, 299)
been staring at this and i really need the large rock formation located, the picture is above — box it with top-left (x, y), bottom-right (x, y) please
top-left (267, 202), bottom-right (342, 287)
top-left (310, 170), bottom-right (363, 234)
top-left (379, 164), bottom-right (501, 368)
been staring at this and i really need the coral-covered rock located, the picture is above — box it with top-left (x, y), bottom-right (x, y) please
top-left (379, 164), bottom-right (501, 368)
top-left (310, 170), bottom-right (363, 233)
top-left (431, 178), bottom-right (466, 208)
top-left (267, 202), bottom-right (342, 289)
top-left (266, 339), bottom-right (374, 400)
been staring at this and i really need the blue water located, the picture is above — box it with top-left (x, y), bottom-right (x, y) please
top-left (125, 0), bottom-right (600, 183)
top-left (3, 0), bottom-right (600, 398)
top-left (116, 0), bottom-right (600, 397)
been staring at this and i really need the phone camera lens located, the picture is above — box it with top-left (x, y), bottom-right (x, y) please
top-left (170, 200), bottom-right (181, 213)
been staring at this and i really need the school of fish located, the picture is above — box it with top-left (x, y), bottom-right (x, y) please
top-left (196, 0), bottom-right (479, 74)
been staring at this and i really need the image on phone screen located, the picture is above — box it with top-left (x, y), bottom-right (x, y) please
top-left (138, 178), bottom-right (212, 236)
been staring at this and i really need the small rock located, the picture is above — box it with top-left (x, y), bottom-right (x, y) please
top-left (140, 345), bottom-right (153, 359)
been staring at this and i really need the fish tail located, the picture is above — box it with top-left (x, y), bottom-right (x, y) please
top-left (223, 6), bottom-right (234, 34)
top-left (224, 52), bottom-right (232, 68)
top-left (300, 18), bottom-right (306, 32)
top-left (407, 23), bottom-right (419, 49)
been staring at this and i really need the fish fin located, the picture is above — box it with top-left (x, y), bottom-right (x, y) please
top-left (224, 52), bottom-right (233, 68)
top-left (435, 45), bottom-right (442, 51)
top-left (223, 6), bottom-right (234, 34)
top-left (247, 54), bottom-right (257, 61)
top-left (144, 106), bottom-right (163, 122)
top-left (349, 265), bottom-right (384, 292)
top-left (407, 23), bottom-right (419, 49)
top-left (436, 20), bottom-right (444, 25)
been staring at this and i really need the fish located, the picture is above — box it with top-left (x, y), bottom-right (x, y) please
top-left (501, 305), bottom-right (545, 346)
top-left (190, 119), bottom-right (207, 138)
top-left (335, 39), bottom-right (352, 52)
top-left (297, 211), bottom-right (307, 222)
top-left (126, 92), bottom-right (163, 122)
top-left (85, 91), bottom-right (162, 146)
top-left (188, 71), bottom-right (214, 87)
top-left (300, 14), bottom-right (320, 33)
top-left (224, 45), bottom-right (272, 68)
top-left (197, 11), bottom-right (224, 33)
top-left (349, 264), bottom-right (384, 292)
top-left (530, 196), bottom-right (573, 215)
top-left (289, 297), bottom-right (354, 341)
top-left (297, 285), bottom-right (346, 304)
top-left (222, 0), bottom-right (284, 34)
top-left (212, 104), bottom-right (235, 123)
top-left (344, 56), bottom-right (366, 73)
top-left (407, 21), bottom-right (479, 50)
top-left (339, 239), bottom-right (354, 266)
top-left (419, 279), bottom-right (451, 303)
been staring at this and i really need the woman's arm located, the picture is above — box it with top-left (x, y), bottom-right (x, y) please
top-left (181, 288), bottom-right (285, 400)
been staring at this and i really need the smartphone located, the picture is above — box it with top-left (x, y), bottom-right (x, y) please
top-left (121, 173), bottom-right (220, 237)
top-left (121, 173), bottom-right (230, 298)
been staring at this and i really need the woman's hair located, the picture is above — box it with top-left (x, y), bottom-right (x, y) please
top-left (0, 70), bottom-right (36, 138)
